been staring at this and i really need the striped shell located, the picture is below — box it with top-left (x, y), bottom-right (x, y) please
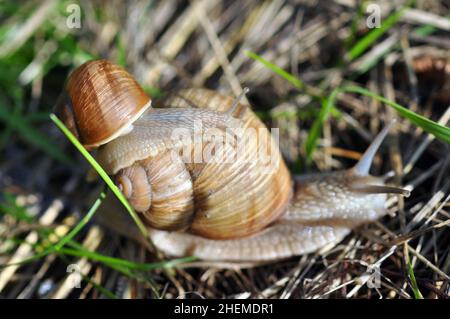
top-left (55, 60), bottom-right (151, 149)
top-left (96, 88), bottom-right (293, 240)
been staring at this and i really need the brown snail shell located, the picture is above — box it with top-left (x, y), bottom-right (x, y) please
top-left (55, 60), bottom-right (151, 149)
top-left (56, 60), bottom-right (292, 240)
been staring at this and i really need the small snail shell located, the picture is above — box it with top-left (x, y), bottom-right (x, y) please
top-left (55, 60), bottom-right (151, 149)
top-left (56, 60), bottom-right (409, 262)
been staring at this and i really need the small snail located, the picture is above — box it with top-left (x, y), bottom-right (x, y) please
top-left (55, 60), bottom-right (409, 262)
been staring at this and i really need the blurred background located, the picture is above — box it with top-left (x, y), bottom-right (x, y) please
top-left (0, 0), bottom-right (449, 299)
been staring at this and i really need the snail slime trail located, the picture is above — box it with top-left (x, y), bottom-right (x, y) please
top-left (57, 60), bottom-right (410, 262)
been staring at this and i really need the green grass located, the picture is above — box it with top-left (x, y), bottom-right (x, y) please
top-left (1, 192), bottom-right (119, 269)
top-left (246, 51), bottom-right (305, 90)
top-left (54, 191), bottom-right (107, 251)
top-left (341, 86), bottom-right (450, 143)
top-left (245, 50), bottom-right (323, 101)
top-left (344, 1), bottom-right (364, 50)
top-left (1, 179), bottom-right (194, 296)
top-left (1, 201), bottom-right (195, 296)
top-left (346, 7), bottom-right (406, 62)
top-left (406, 249), bottom-right (424, 299)
top-left (350, 14), bottom-right (448, 75)
top-left (345, 0), bottom-right (416, 62)
top-left (1, 230), bottom-right (194, 279)
top-left (77, 272), bottom-right (119, 299)
top-left (59, 244), bottom-right (195, 272)
top-left (304, 89), bottom-right (339, 163)
top-left (247, 51), bottom-right (450, 163)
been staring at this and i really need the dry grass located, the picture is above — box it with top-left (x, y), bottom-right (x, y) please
top-left (0, 0), bottom-right (449, 298)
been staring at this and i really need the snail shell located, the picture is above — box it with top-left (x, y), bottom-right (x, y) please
top-left (55, 60), bottom-right (151, 149)
top-left (56, 60), bottom-right (292, 240)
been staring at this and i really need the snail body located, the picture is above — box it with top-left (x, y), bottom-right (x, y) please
top-left (56, 60), bottom-right (408, 262)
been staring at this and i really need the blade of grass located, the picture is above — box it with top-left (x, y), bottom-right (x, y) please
top-left (1, 219), bottom-right (193, 292)
top-left (65, 240), bottom-right (197, 271)
top-left (0, 190), bottom-right (107, 268)
top-left (412, 14), bottom-right (450, 36)
top-left (1, 235), bottom-right (196, 273)
top-left (245, 50), bottom-right (304, 89)
top-left (346, 2), bottom-right (410, 62)
top-left (305, 88), bottom-right (340, 163)
top-left (56, 246), bottom-right (156, 297)
top-left (60, 247), bottom-right (196, 272)
top-left (115, 34), bottom-right (127, 68)
top-left (343, 85), bottom-right (450, 144)
top-left (49, 113), bottom-right (149, 238)
top-left (245, 50), bottom-right (333, 101)
top-left (142, 85), bottom-right (166, 99)
top-left (344, 2), bottom-right (364, 50)
top-left (79, 273), bottom-right (118, 299)
top-left (53, 191), bottom-right (106, 251)
top-left (0, 232), bottom-right (137, 269)
top-left (406, 252), bottom-right (424, 299)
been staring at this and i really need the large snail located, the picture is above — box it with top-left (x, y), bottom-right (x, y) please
top-left (55, 60), bottom-right (409, 262)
